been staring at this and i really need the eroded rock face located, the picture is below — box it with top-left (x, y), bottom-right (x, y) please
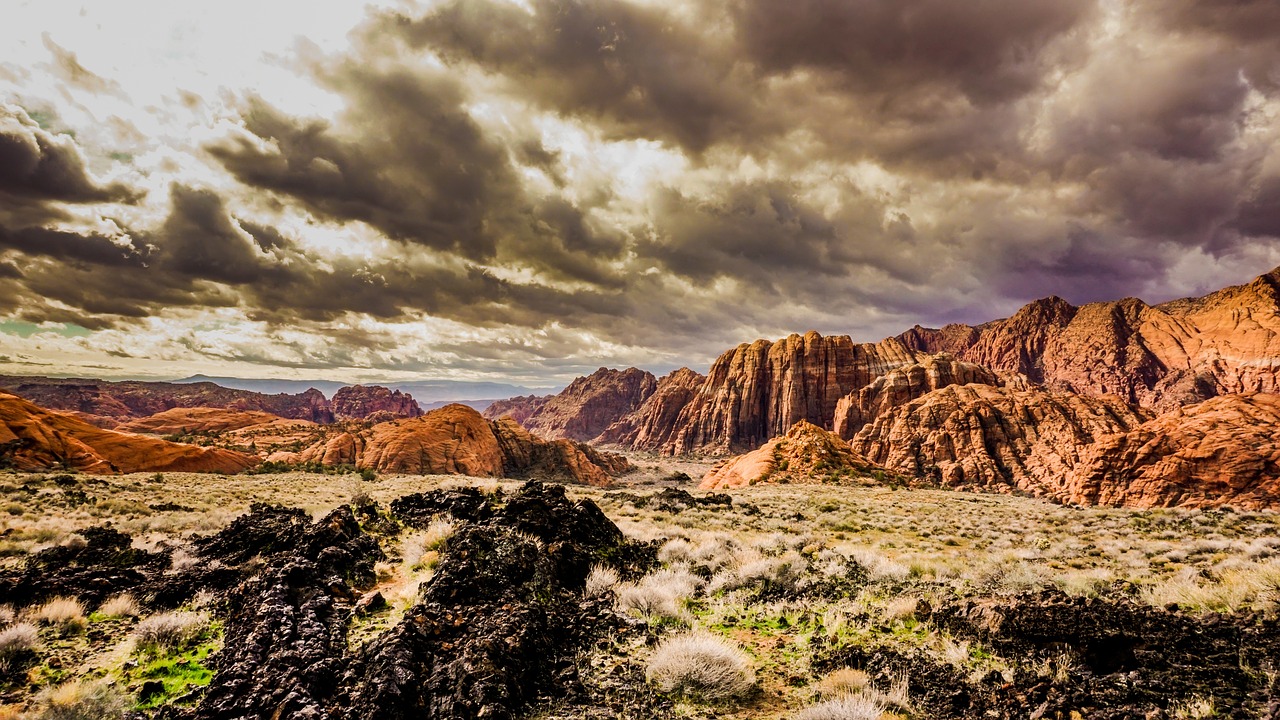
top-left (1065, 393), bottom-right (1280, 509)
top-left (641, 332), bottom-right (922, 456)
top-left (595, 368), bottom-right (706, 450)
top-left (332, 385), bottom-right (423, 421)
top-left (832, 354), bottom-right (1008, 440)
top-left (898, 268), bottom-right (1280, 410)
top-left (494, 368), bottom-right (657, 441)
top-left (492, 417), bottom-right (623, 487)
top-left (116, 407), bottom-right (290, 435)
top-left (701, 420), bottom-right (885, 490)
top-left (482, 394), bottom-right (549, 426)
top-left (850, 384), bottom-right (1152, 501)
top-left (0, 391), bottom-right (259, 474)
top-left (269, 404), bottom-right (624, 485)
top-left (0, 375), bottom-right (335, 423)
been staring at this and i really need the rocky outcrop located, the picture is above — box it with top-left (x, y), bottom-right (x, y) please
top-left (0, 391), bottom-right (259, 474)
top-left (1065, 393), bottom-right (1280, 509)
top-left (482, 395), bottom-right (550, 426)
top-left (832, 354), bottom-right (1011, 439)
top-left (850, 384), bottom-right (1152, 500)
top-left (0, 375), bottom-right (335, 422)
top-left (492, 418), bottom-right (614, 487)
top-left (117, 407), bottom-right (290, 435)
top-left (492, 368), bottom-right (657, 441)
top-left (897, 268), bottom-right (1280, 410)
top-left (644, 333), bottom-right (922, 455)
top-left (595, 368), bottom-right (705, 449)
top-left (701, 420), bottom-right (884, 490)
top-left (268, 404), bottom-right (623, 486)
top-left (331, 385), bottom-right (423, 421)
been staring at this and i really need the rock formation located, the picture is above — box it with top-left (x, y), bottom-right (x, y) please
top-left (644, 333), bottom-right (921, 455)
top-left (0, 375), bottom-right (335, 423)
top-left (331, 385), bottom-right (423, 421)
top-left (117, 407), bottom-right (290, 435)
top-left (0, 391), bottom-right (259, 474)
top-left (850, 384), bottom-right (1152, 500)
top-left (832, 354), bottom-right (1014, 439)
top-left (701, 420), bottom-right (884, 490)
top-left (488, 368), bottom-right (657, 441)
top-left (595, 368), bottom-right (705, 449)
top-left (1064, 393), bottom-right (1280, 509)
top-left (897, 268), bottom-right (1280, 410)
top-left (268, 404), bottom-right (625, 486)
top-left (482, 395), bottom-right (549, 426)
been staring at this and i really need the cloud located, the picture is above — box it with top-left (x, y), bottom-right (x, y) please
top-left (0, 104), bottom-right (137, 204)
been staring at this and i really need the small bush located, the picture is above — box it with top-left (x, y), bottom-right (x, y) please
top-left (133, 611), bottom-right (209, 651)
top-left (0, 622), bottom-right (38, 657)
top-left (817, 668), bottom-right (870, 697)
top-left (31, 680), bottom-right (129, 720)
top-left (34, 597), bottom-right (86, 635)
top-left (645, 632), bottom-right (755, 700)
top-left (796, 694), bottom-right (887, 720)
top-left (359, 468), bottom-right (378, 482)
top-left (584, 565), bottom-right (620, 598)
top-left (98, 594), bottom-right (141, 618)
top-left (616, 567), bottom-right (702, 621)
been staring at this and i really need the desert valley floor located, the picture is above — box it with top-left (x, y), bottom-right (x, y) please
top-left (3, 460), bottom-right (1280, 719)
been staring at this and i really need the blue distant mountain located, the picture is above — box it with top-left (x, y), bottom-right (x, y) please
top-left (172, 375), bottom-right (560, 402)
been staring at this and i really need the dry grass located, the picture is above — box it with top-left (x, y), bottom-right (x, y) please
top-left (32, 597), bottom-right (86, 635)
top-left (645, 631), bottom-right (756, 700)
top-left (97, 594), bottom-right (141, 618)
top-left (584, 565), bottom-right (620, 598)
top-left (30, 680), bottom-right (128, 720)
top-left (0, 622), bottom-right (38, 657)
top-left (795, 694), bottom-right (887, 720)
top-left (133, 611), bottom-right (209, 651)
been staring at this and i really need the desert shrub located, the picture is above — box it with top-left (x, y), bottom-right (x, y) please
top-left (584, 565), bottom-right (620, 598)
top-left (0, 622), bottom-right (38, 657)
top-left (98, 594), bottom-right (141, 618)
top-left (34, 597), bottom-right (86, 635)
top-left (0, 604), bottom-right (14, 626)
top-left (133, 611), bottom-right (208, 651)
top-left (817, 668), bottom-right (870, 697)
top-left (31, 680), bottom-right (129, 720)
top-left (616, 566), bottom-right (702, 621)
top-left (645, 632), bottom-right (755, 700)
top-left (658, 538), bottom-right (695, 565)
top-left (359, 468), bottom-right (378, 482)
top-left (402, 518), bottom-right (456, 571)
top-left (796, 694), bottom-right (886, 720)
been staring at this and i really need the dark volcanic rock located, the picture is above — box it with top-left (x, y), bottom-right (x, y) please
top-left (389, 487), bottom-right (495, 526)
top-left (335, 482), bottom-right (630, 720)
top-left (0, 525), bottom-right (169, 607)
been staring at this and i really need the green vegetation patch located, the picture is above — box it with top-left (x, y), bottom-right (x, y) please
top-left (122, 621), bottom-right (222, 710)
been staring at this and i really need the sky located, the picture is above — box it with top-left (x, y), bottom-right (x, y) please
top-left (1, 0), bottom-right (1279, 386)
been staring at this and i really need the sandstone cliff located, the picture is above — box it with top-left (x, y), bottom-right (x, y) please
top-left (832, 354), bottom-right (1013, 439)
top-left (700, 420), bottom-right (884, 490)
top-left (0, 392), bottom-right (258, 474)
top-left (897, 268), bottom-right (1280, 410)
top-left (490, 368), bottom-right (657, 441)
top-left (0, 376), bottom-right (335, 423)
top-left (1065, 393), bottom-right (1280, 509)
top-left (481, 394), bottom-right (549, 426)
top-left (118, 407), bottom-right (291, 435)
top-left (268, 404), bottom-right (622, 486)
top-left (647, 332), bottom-right (921, 455)
top-left (850, 384), bottom-right (1152, 499)
top-left (594, 368), bottom-right (705, 449)
top-left (331, 385), bottom-right (423, 421)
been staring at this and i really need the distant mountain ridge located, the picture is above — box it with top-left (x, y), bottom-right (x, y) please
top-left (173, 375), bottom-right (560, 402)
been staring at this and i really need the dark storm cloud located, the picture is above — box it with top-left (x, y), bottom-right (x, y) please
top-left (208, 79), bottom-right (506, 257)
top-left (393, 0), bottom-right (759, 153)
top-left (0, 105), bottom-right (137, 203)
top-left (733, 0), bottom-right (1094, 105)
